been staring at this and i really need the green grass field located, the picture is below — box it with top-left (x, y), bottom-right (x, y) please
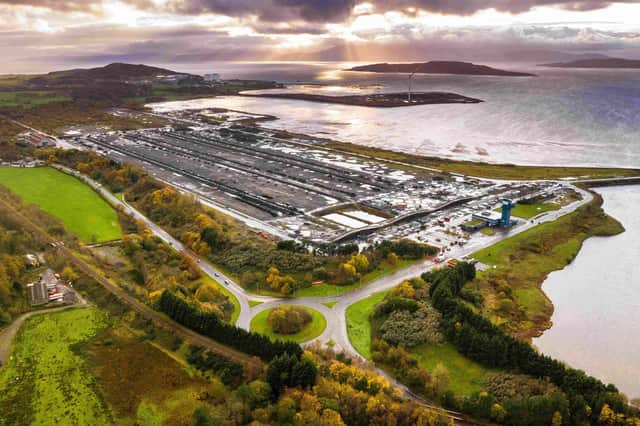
top-left (496, 202), bottom-right (560, 219)
top-left (295, 259), bottom-right (420, 297)
top-left (411, 342), bottom-right (496, 396)
top-left (345, 291), bottom-right (388, 359)
top-left (0, 308), bottom-right (112, 425)
top-left (250, 305), bottom-right (326, 343)
top-left (0, 91), bottom-right (71, 108)
top-left (471, 197), bottom-right (623, 337)
top-left (0, 167), bottom-right (122, 243)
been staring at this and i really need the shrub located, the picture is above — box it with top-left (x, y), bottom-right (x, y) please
top-left (268, 306), bottom-right (312, 335)
top-left (379, 304), bottom-right (444, 347)
top-left (195, 283), bottom-right (226, 303)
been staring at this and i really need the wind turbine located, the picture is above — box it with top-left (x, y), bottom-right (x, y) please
top-left (407, 71), bottom-right (415, 103)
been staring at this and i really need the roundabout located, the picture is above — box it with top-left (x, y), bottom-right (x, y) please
top-left (250, 304), bottom-right (327, 343)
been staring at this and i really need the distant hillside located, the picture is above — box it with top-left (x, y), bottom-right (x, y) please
top-left (347, 61), bottom-right (535, 77)
top-left (541, 58), bottom-right (640, 69)
top-left (46, 63), bottom-right (187, 81)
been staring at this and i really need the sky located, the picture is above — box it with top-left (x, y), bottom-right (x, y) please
top-left (1, 0), bottom-right (640, 73)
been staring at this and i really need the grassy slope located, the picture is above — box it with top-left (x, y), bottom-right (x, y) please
top-left (0, 308), bottom-right (112, 425)
top-left (500, 202), bottom-right (560, 219)
top-left (0, 167), bottom-right (122, 243)
top-left (250, 305), bottom-right (326, 343)
top-left (86, 325), bottom-right (210, 425)
top-left (412, 342), bottom-right (497, 396)
top-left (471, 193), bottom-right (623, 338)
top-left (0, 91), bottom-right (71, 108)
top-left (324, 141), bottom-right (640, 180)
top-left (295, 258), bottom-right (420, 297)
top-left (345, 291), bottom-right (388, 359)
top-left (349, 289), bottom-right (494, 396)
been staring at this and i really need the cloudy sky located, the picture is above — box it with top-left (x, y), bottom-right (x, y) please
top-left (2, 0), bottom-right (639, 73)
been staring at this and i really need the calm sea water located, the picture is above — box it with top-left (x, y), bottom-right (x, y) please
top-left (152, 61), bottom-right (640, 168)
top-left (534, 185), bottom-right (640, 398)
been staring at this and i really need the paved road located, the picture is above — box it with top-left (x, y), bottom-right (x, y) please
top-left (45, 165), bottom-right (596, 424)
top-left (51, 164), bottom-right (593, 354)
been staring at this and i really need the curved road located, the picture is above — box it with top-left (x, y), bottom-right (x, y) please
top-left (46, 165), bottom-right (595, 423)
top-left (54, 164), bottom-right (593, 356)
top-left (0, 286), bottom-right (88, 366)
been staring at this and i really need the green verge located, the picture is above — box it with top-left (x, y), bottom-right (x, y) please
top-left (345, 291), bottom-right (388, 360)
top-left (250, 305), bottom-right (326, 343)
top-left (294, 258), bottom-right (420, 297)
top-left (411, 342), bottom-right (497, 396)
top-left (470, 193), bottom-right (624, 338)
top-left (0, 166), bottom-right (122, 243)
top-left (324, 141), bottom-right (640, 180)
top-left (322, 301), bottom-right (337, 308)
top-left (496, 202), bottom-right (560, 219)
top-left (0, 308), bottom-right (112, 425)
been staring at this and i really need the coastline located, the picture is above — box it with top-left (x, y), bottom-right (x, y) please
top-left (239, 91), bottom-right (483, 107)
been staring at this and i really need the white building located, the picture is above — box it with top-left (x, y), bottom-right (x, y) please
top-left (204, 73), bottom-right (221, 82)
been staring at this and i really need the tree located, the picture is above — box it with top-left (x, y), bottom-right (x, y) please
top-left (191, 406), bottom-right (222, 426)
top-left (349, 253), bottom-right (370, 273)
top-left (490, 403), bottom-right (506, 423)
top-left (336, 262), bottom-right (358, 284)
top-left (266, 353), bottom-right (317, 396)
top-left (386, 252), bottom-right (399, 266)
top-left (268, 306), bottom-right (312, 335)
top-left (195, 283), bottom-right (225, 303)
top-left (60, 266), bottom-right (79, 283)
top-left (430, 363), bottom-right (450, 399)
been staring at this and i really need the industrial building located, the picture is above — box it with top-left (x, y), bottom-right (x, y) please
top-left (204, 73), bottom-right (221, 82)
top-left (26, 269), bottom-right (64, 305)
top-left (27, 280), bottom-right (48, 306)
top-left (463, 199), bottom-right (516, 231)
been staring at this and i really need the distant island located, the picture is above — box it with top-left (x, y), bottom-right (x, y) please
top-left (540, 58), bottom-right (640, 69)
top-left (347, 61), bottom-right (535, 77)
top-left (241, 91), bottom-right (482, 107)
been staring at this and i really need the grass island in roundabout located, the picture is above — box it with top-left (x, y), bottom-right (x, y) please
top-left (250, 305), bottom-right (326, 343)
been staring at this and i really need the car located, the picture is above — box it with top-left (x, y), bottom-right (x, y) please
top-left (224, 280), bottom-right (230, 285)
top-left (214, 272), bottom-right (220, 277)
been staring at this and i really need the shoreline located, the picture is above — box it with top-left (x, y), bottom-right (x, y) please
top-left (146, 99), bottom-right (640, 173)
top-left (239, 91), bottom-right (483, 107)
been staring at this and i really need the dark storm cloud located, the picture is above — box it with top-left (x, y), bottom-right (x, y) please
top-left (373, 0), bottom-right (633, 15)
top-left (5, 0), bottom-right (638, 22)
top-left (164, 0), bottom-right (356, 22)
top-left (164, 0), bottom-right (640, 21)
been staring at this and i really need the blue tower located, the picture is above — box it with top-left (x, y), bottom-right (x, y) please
top-left (500, 199), bottom-right (514, 226)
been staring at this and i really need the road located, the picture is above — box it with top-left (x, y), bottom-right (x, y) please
top-left (51, 164), bottom-right (594, 354)
top-left (0, 286), bottom-right (88, 366)
top-left (0, 195), bottom-right (263, 369)
top-left (44, 165), bottom-right (596, 424)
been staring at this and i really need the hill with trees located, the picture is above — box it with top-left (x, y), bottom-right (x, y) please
top-left (348, 61), bottom-right (535, 77)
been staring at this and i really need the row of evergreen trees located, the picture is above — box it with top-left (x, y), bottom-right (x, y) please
top-left (158, 290), bottom-right (302, 361)
top-left (187, 346), bottom-right (244, 386)
top-left (423, 263), bottom-right (633, 424)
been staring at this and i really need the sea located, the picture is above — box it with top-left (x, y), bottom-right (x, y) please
top-left (534, 185), bottom-right (640, 399)
top-left (149, 61), bottom-right (640, 397)
top-left (151, 61), bottom-right (640, 168)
